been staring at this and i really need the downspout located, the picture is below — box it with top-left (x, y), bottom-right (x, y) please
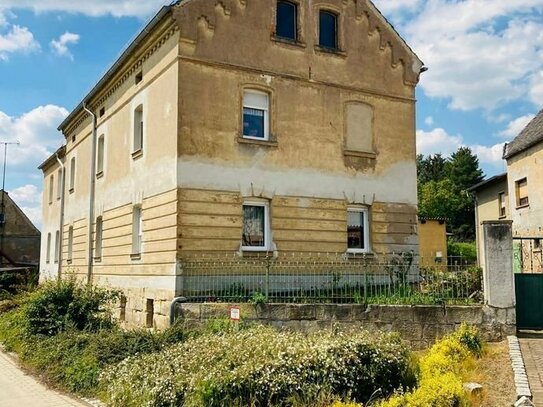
top-left (83, 104), bottom-right (97, 285)
top-left (55, 153), bottom-right (65, 280)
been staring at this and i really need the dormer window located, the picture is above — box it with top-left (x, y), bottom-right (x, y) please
top-left (319, 10), bottom-right (338, 50)
top-left (276, 1), bottom-right (297, 41)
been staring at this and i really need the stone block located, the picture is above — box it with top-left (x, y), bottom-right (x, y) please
top-left (391, 321), bottom-right (423, 341)
top-left (413, 305), bottom-right (447, 324)
top-left (423, 324), bottom-right (455, 342)
top-left (446, 306), bottom-right (483, 324)
top-left (506, 307), bottom-right (517, 325)
top-left (200, 303), bottom-right (230, 319)
top-left (287, 304), bottom-right (316, 320)
top-left (177, 303), bottom-right (201, 320)
top-left (353, 304), bottom-right (379, 321)
top-left (502, 324), bottom-right (516, 336)
top-left (479, 323), bottom-right (503, 342)
top-left (376, 305), bottom-right (415, 323)
top-left (260, 304), bottom-right (289, 320)
top-left (410, 340), bottom-right (429, 351)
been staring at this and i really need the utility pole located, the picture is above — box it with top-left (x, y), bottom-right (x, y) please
top-left (0, 141), bottom-right (20, 266)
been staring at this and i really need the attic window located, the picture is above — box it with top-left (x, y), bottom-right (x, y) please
top-left (72, 136), bottom-right (76, 143)
top-left (135, 72), bottom-right (143, 85)
top-left (99, 107), bottom-right (105, 117)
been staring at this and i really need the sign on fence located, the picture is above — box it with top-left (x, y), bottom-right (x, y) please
top-left (230, 306), bottom-right (241, 322)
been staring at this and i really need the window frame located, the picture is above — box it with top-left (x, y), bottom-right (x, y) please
top-left (498, 191), bottom-right (506, 218)
top-left (67, 226), bottom-right (74, 264)
top-left (69, 157), bottom-right (76, 193)
top-left (57, 169), bottom-right (62, 201)
top-left (131, 205), bottom-right (143, 258)
top-left (515, 178), bottom-right (529, 208)
top-left (132, 105), bottom-right (144, 157)
top-left (95, 216), bottom-right (103, 261)
top-left (318, 9), bottom-right (339, 50)
top-left (346, 207), bottom-right (370, 254)
top-left (242, 89), bottom-right (270, 141)
top-left (242, 200), bottom-right (271, 252)
top-left (54, 230), bottom-right (60, 264)
top-left (96, 134), bottom-right (105, 177)
top-left (49, 175), bottom-right (54, 204)
top-left (46, 232), bottom-right (51, 263)
top-left (276, 0), bottom-right (298, 42)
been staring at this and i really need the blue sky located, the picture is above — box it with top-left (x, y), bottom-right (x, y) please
top-left (0, 0), bottom-right (542, 228)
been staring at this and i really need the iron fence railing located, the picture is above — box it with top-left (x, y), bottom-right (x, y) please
top-left (513, 237), bottom-right (543, 274)
top-left (179, 252), bottom-right (482, 305)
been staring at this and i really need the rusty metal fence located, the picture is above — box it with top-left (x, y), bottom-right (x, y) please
top-left (178, 252), bottom-right (482, 305)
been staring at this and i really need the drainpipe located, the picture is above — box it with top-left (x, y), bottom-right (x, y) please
top-left (83, 104), bottom-right (97, 285)
top-left (170, 296), bottom-right (187, 326)
top-left (55, 153), bottom-right (65, 280)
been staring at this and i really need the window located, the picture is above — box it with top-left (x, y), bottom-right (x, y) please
top-left (132, 205), bottom-right (143, 257)
top-left (498, 192), bottom-right (506, 218)
top-left (95, 216), bottom-right (103, 260)
top-left (516, 178), bottom-right (529, 207)
top-left (67, 226), bottom-right (74, 263)
top-left (242, 202), bottom-right (270, 251)
top-left (54, 230), bottom-right (60, 263)
top-left (135, 72), bottom-right (143, 85)
top-left (97, 135), bottom-right (105, 176)
top-left (69, 157), bottom-right (76, 192)
top-left (49, 175), bottom-right (54, 204)
top-left (46, 233), bottom-right (51, 263)
top-left (319, 10), bottom-right (338, 49)
top-left (276, 1), bottom-right (297, 41)
top-left (243, 90), bottom-right (269, 140)
top-left (57, 169), bottom-right (62, 200)
top-left (347, 208), bottom-right (370, 253)
top-left (99, 107), bottom-right (105, 117)
top-left (345, 103), bottom-right (374, 153)
top-left (133, 105), bottom-right (144, 154)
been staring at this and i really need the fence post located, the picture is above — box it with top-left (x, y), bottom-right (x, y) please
top-left (265, 254), bottom-right (270, 300)
top-left (482, 220), bottom-right (515, 308)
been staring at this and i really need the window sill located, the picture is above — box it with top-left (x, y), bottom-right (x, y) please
top-left (344, 150), bottom-right (377, 159)
top-left (498, 215), bottom-right (507, 220)
top-left (314, 45), bottom-right (346, 58)
top-left (69, 188), bottom-right (74, 194)
top-left (241, 246), bottom-right (271, 253)
top-left (237, 137), bottom-right (278, 148)
top-left (271, 35), bottom-right (306, 49)
top-left (96, 171), bottom-right (104, 179)
top-left (131, 149), bottom-right (143, 160)
top-left (67, 259), bottom-right (72, 265)
top-left (93, 257), bottom-right (102, 263)
top-left (516, 204), bottom-right (530, 210)
top-left (346, 249), bottom-right (372, 255)
top-left (130, 253), bottom-right (141, 261)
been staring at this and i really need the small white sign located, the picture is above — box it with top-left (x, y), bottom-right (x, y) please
top-left (230, 306), bottom-right (241, 321)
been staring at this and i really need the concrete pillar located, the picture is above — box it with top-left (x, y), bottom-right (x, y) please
top-left (482, 220), bottom-right (515, 308)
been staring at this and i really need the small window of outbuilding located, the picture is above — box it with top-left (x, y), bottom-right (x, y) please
top-left (276, 1), bottom-right (297, 41)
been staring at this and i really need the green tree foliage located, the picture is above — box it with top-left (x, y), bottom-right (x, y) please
top-left (417, 148), bottom-right (484, 241)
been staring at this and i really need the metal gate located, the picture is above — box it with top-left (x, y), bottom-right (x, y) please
top-left (516, 274), bottom-right (543, 329)
top-left (514, 237), bottom-right (543, 330)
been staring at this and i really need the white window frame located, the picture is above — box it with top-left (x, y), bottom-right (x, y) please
top-left (242, 90), bottom-right (270, 141)
top-left (67, 226), bottom-right (74, 263)
top-left (96, 134), bottom-right (105, 176)
top-left (242, 201), bottom-right (271, 252)
top-left (133, 105), bottom-right (144, 155)
top-left (346, 207), bottom-right (370, 254)
top-left (46, 232), bottom-right (51, 263)
top-left (131, 205), bottom-right (143, 257)
top-left (69, 157), bottom-right (76, 192)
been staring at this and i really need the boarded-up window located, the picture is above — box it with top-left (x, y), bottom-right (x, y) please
top-left (95, 216), bottom-right (103, 260)
top-left (54, 230), bottom-right (60, 263)
top-left (97, 135), bottom-right (105, 175)
top-left (70, 157), bottom-right (76, 192)
top-left (67, 226), bottom-right (74, 262)
top-left (57, 169), bottom-right (62, 200)
top-left (132, 205), bottom-right (143, 256)
top-left (46, 233), bottom-right (51, 263)
top-left (345, 103), bottom-right (373, 153)
top-left (516, 178), bottom-right (529, 207)
top-left (49, 175), bottom-right (54, 204)
top-left (133, 105), bottom-right (144, 153)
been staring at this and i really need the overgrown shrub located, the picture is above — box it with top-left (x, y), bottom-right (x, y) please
top-left (22, 278), bottom-right (119, 336)
top-left (447, 241), bottom-right (477, 264)
top-left (379, 324), bottom-right (482, 407)
top-left (100, 327), bottom-right (413, 407)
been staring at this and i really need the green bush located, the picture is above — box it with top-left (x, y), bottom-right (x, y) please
top-left (447, 241), bottom-right (477, 263)
top-left (100, 327), bottom-right (414, 407)
top-left (22, 278), bottom-right (119, 336)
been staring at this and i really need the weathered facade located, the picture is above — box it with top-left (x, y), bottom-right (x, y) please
top-left (39, 0), bottom-right (424, 328)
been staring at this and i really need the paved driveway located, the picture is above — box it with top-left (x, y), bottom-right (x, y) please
top-left (0, 350), bottom-right (88, 407)
top-left (520, 336), bottom-right (543, 405)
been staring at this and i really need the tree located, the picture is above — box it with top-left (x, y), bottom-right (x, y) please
top-left (446, 147), bottom-right (484, 191)
top-left (417, 153), bottom-right (448, 185)
top-left (418, 179), bottom-right (469, 221)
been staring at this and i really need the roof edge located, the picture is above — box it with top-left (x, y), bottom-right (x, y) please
top-left (38, 146), bottom-right (66, 171)
top-left (467, 173), bottom-right (507, 192)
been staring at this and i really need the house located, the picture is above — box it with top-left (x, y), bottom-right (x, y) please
top-left (39, 0), bottom-right (424, 328)
top-left (418, 217), bottom-right (447, 267)
top-left (471, 109), bottom-right (543, 273)
top-left (0, 190), bottom-right (40, 268)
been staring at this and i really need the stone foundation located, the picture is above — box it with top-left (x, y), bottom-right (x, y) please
top-left (174, 303), bottom-right (516, 349)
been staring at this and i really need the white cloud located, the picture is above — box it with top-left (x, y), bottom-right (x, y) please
top-left (417, 127), bottom-right (505, 168)
top-left (373, 0), bottom-right (422, 14)
top-left (529, 71), bottom-right (543, 106)
top-left (394, 0), bottom-right (543, 111)
top-left (0, 105), bottom-right (67, 229)
top-left (0, 24), bottom-right (39, 59)
top-left (8, 184), bottom-right (42, 227)
top-left (424, 116), bottom-right (434, 126)
top-left (0, 1), bottom-right (170, 18)
top-left (498, 114), bottom-right (536, 139)
top-left (50, 31), bottom-right (79, 60)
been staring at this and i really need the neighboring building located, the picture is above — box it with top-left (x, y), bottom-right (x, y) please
top-left (39, 0), bottom-right (424, 327)
top-left (469, 173), bottom-right (509, 272)
top-left (0, 190), bottom-right (40, 267)
top-left (418, 218), bottom-right (447, 267)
